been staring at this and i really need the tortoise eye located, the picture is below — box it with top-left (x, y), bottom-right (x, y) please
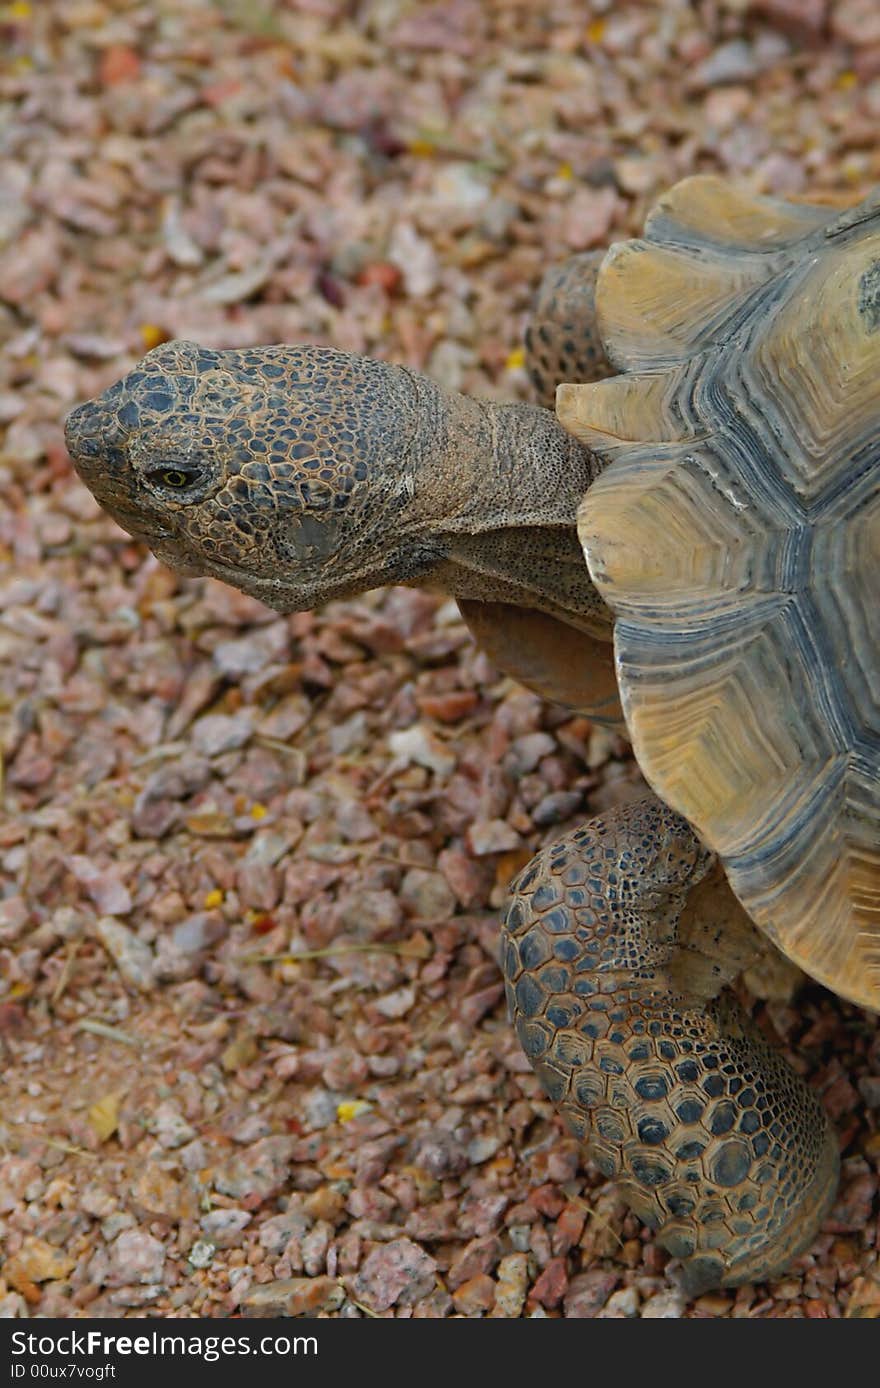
top-left (148, 467), bottom-right (198, 489)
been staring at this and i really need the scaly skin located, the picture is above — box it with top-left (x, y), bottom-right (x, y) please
top-left (524, 250), bottom-right (615, 408)
top-left (65, 269), bottom-right (841, 1290)
top-left (503, 797), bottom-right (840, 1292)
top-left (64, 340), bottom-right (605, 619)
top-left (65, 339), bottom-right (627, 721)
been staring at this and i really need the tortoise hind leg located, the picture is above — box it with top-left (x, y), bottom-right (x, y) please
top-left (502, 795), bottom-right (839, 1294)
top-left (524, 250), bottom-right (615, 409)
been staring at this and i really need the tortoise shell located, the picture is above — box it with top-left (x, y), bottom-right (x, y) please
top-left (560, 176), bottom-right (880, 1012)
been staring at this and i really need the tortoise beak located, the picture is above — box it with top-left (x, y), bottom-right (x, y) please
top-left (64, 399), bottom-right (106, 476)
top-left (64, 396), bottom-right (135, 497)
top-left (65, 398), bottom-right (171, 551)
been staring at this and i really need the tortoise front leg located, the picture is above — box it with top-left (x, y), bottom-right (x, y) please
top-left (456, 600), bottom-right (623, 726)
top-left (502, 796), bottom-right (839, 1294)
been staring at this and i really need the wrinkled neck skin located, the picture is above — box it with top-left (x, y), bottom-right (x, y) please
top-left (380, 368), bottom-right (611, 639)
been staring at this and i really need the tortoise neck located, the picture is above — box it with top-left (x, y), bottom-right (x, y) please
top-left (407, 379), bottom-right (602, 529)
top-left (482, 397), bottom-right (606, 521)
top-left (405, 377), bottom-right (609, 632)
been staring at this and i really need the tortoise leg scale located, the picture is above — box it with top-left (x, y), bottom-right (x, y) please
top-left (501, 796), bottom-right (840, 1293)
top-left (524, 250), bottom-right (615, 409)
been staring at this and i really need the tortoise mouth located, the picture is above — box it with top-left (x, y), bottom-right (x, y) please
top-left (145, 535), bottom-right (207, 577)
top-left (89, 495), bottom-right (180, 556)
top-left (195, 552), bottom-right (350, 612)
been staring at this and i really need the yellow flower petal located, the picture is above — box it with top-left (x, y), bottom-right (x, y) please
top-left (88, 1090), bottom-right (125, 1143)
top-left (140, 323), bottom-right (167, 351)
top-left (337, 1099), bottom-right (371, 1123)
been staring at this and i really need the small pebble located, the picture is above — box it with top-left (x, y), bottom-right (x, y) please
top-left (241, 1276), bottom-right (344, 1318)
top-left (192, 712), bottom-right (254, 757)
top-left (93, 918), bottom-right (155, 992)
top-left (352, 1238), bottom-right (438, 1313)
top-left (200, 1209), bottom-right (253, 1247)
top-left (467, 819), bottom-right (522, 856)
top-left (641, 1289), bottom-right (687, 1318)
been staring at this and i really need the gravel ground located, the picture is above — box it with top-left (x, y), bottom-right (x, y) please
top-left (2, 0), bottom-right (880, 1320)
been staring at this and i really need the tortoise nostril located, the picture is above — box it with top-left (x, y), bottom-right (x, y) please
top-left (64, 401), bottom-right (117, 472)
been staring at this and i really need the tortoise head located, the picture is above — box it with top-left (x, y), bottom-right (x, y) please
top-left (65, 339), bottom-right (443, 609)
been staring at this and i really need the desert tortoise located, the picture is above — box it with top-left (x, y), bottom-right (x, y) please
top-left (65, 175), bottom-right (880, 1293)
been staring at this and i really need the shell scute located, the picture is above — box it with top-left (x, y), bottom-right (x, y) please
top-left (574, 178), bottom-right (880, 1010)
top-left (643, 175), bottom-right (837, 252)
